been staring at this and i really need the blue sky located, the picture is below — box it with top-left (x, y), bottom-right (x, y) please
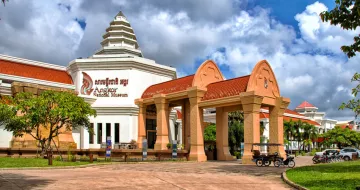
top-left (0, 0), bottom-right (358, 121)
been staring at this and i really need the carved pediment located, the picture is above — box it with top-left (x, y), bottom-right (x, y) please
top-left (247, 60), bottom-right (280, 98)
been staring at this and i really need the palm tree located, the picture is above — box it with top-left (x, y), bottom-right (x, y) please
top-left (284, 120), bottom-right (296, 153)
top-left (300, 123), bottom-right (318, 152)
top-left (294, 120), bottom-right (304, 151)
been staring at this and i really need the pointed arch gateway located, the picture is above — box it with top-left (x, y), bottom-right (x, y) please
top-left (135, 59), bottom-right (290, 164)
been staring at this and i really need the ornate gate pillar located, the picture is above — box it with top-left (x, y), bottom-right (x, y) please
top-left (187, 86), bottom-right (207, 161)
top-left (154, 94), bottom-right (170, 150)
top-left (216, 107), bottom-right (234, 161)
top-left (135, 99), bottom-right (146, 149)
top-left (241, 92), bottom-right (263, 164)
top-left (269, 97), bottom-right (290, 156)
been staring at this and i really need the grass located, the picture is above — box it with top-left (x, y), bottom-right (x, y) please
top-left (0, 157), bottom-right (94, 168)
top-left (286, 160), bottom-right (360, 190)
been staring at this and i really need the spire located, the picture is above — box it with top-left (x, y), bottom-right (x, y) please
top-left (116, 11), bottom-right (125, 18)
top-left (95, 11), bottom-right (143, 57)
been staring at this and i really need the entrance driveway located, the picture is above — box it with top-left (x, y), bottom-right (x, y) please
top-left (0, 157), bottom-right (312, 190)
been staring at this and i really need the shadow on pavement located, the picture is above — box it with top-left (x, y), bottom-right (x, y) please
top-left (0, 173), bottom-right (54, 190)
top-left (212, 164), bottom-right (287, 177)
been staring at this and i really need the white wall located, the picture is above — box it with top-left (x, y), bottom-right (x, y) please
top-left (0, 125), bottom-right (12, 148)
top-left (83, 115), bottom-right (138, 149)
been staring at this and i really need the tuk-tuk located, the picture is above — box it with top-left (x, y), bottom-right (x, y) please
top-left (251, 143), bottom-right (282, 167)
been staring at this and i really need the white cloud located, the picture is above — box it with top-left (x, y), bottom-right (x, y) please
top-left (0, 0), bottom-right (358, 120)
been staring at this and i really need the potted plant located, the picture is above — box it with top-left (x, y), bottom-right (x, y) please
top-left (129, 139), bottom-right (137, 149)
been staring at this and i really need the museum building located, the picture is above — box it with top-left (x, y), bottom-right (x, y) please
top-left (0, 12), bottom-right (178, 149)
top-left (0, 11), bottom-right (347, 161)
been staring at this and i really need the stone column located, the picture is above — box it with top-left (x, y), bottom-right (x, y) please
top-left (269, 97), bottom-right (290, 156)
top-left (216, 107), bottom-right (234, 161)
top-left (154, 94), bottom-right (169, 150)
top-left (187, 86), bottom-right (207, 162)
top-left (241, 92), bottom-right (263, 164)
top-left (135, 99), bottom-right (147, 149)
top-left (182, 99), bottom-right (191, 150)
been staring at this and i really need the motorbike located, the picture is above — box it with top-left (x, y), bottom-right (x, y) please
top-left (312, 155), bottom-right (322, 164)
top-left (274, 154), bottom-right (295, 168)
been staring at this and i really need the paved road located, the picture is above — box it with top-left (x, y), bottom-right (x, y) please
top-left (0, 156), bottom-right (312, 190)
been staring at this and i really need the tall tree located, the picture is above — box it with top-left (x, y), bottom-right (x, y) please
top-left (322, 126), bottom-right (360, 148)
top-left (0, 91), bottom-right (96, 155)
top-left (228, 120), bottom-right (244, 155)
top-left (320, 1), bottom-right (360, 118)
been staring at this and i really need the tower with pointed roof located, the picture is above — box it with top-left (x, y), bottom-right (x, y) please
top-left (95, 11), bottom-right (143, 57)
top-left (66, 11), bottom-right (177, 149)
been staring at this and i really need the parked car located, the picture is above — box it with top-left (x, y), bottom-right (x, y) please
top-left (340, 147), bottom-right (360, 161)
top-left (315, 149), bottom-right (340, 156)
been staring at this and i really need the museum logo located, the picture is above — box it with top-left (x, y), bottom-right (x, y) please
top-left (81, 72), bottom-right (94, 95)
top-left (81, 72), bottom-right (128, 97)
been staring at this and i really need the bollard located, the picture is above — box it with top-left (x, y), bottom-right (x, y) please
top-left (48, 152), bottom-right (53, 165)
top-left (89, 154), bottom-right (93, 163)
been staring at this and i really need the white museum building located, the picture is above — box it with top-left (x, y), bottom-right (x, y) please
top-left (0, 12), bottom-right (178, 149)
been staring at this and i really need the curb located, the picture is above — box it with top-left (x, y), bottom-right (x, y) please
top-left (281, 171), bottom-right (309, 190)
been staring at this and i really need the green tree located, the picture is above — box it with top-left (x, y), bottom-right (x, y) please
top-left (228, 120), bottom-right (244, 155)
top-left (320, 1), bottom-right (360, 118)
top-left (322, 126), bottom-right (360, 148)
top-left (339, 73), bottom-right (360, 117)
top-left (0, 91), bottom-right (96, 155)
top-left (228, 110), bottom-right (244, 125)
top-left (301, 123), bottom-right (318, 151)
top-left (204, 124), bottom-right (216, 141)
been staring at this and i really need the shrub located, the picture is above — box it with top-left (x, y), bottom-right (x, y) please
top-left (310, 149), bottom-right (317, 156)
top-left (80, 155), bottom-right (89, 161)
top-left (166, 143), bottom-right (172, 149)
top-left (55, 156), bottom-right (62, 161)
top-left (177, 144), bottom-right (184, 150)
top-left (300, 151), bottom-right (306, 156)
top-left (234, 151), bottom-right (241, 159)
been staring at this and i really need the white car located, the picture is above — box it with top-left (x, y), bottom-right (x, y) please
top-left (315, 149), bottom-right (339, 156)
top-left (340, 148), bottom-right (360, 161)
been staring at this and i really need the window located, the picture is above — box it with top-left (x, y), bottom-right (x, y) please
top-left (89, 123), bottom-right (94, 144)
top-left (97, 123), bottom-right (102, 144)
top-left (106, 123), bottom-right (111, 138)
top-left (115, 123), bottom-right (120, 143)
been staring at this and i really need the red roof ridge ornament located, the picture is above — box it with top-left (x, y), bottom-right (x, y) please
top-left (296, 101), bottom-right (316, 108)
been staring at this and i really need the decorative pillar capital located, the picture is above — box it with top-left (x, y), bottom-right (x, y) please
top-left (270, 97), bottom-right (290, 116)
top-left (240, 91), bottom-right (263, 113)
top-left (187, 86), bottom-right (207, 104)
top-left (134, 98), bottom-right (144, 106)
top-left (154, 94), bottom-right (168, 105)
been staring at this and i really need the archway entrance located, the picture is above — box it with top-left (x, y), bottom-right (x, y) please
top-left (146, 119), bottom-right (156, 149)
top-left (135, 60), bottom-right (290, 164)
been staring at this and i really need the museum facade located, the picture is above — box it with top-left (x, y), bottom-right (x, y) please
top-left (0, 12), bottom-right (177, 150)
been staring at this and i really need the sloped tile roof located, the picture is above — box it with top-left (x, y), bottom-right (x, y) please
top-left (202, 75), bottom-right (250, 101)
top-left (0, 60), bottom-right (73, 85)
top-left (296, 101), bottom-right (316, 108)
top-left (141, 75), bottom-right (194, 99)
top-left (260, 112), bottom-right (320, 126)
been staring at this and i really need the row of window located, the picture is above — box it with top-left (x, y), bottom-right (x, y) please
top-left (89, 123), bottom-right (120, 144)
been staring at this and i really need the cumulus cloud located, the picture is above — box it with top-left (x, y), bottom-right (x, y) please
top-left (0, 0), bottom-right (358, 120)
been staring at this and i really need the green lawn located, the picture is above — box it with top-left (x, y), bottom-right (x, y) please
top-left (0, 157), bottom-right (93, 168)
top-left (286, 161), bottom-right (360, 190)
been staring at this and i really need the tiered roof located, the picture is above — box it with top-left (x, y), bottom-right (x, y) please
top-left (96, 11), bottom-right (143, 57)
